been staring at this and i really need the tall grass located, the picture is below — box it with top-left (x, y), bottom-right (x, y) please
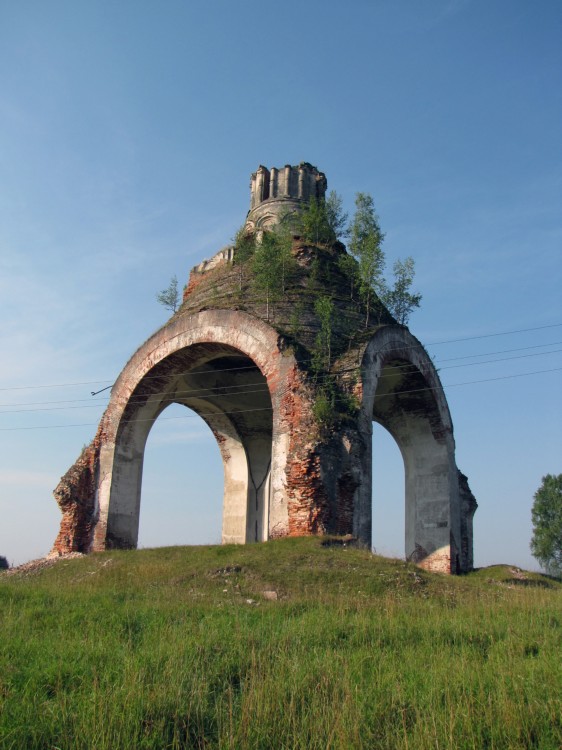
top-left (1, 539), bottom-right (560, 749)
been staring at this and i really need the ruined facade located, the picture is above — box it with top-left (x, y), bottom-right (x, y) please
top-left (51, 162), bottom-right (477, 574)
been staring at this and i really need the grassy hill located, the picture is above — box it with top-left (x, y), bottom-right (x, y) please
top-left (1, 538), bottom-right (561, 749)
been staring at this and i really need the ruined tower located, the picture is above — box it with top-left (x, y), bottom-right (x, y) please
top-left (246, 162), bottom-right (327, 232)
top-left (51, 163), bottom-right (477, 574)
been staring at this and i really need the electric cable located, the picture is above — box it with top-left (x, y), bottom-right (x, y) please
top-left (1, 340), bottom-right (561, 411)
top-left (1, 346), bottom-right (561, 414)
top-left (1, 364), bottom-right (560, 431)
top-left (0, 322), bottom-right (560, 393)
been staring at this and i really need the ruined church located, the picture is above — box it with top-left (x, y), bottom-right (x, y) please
top-left (51, 163), bottom-right (477, 574)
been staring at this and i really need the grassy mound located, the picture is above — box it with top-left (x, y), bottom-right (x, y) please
top-left (1, 538), bottom-right (560, 749)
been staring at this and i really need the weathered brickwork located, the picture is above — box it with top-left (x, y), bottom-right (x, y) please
top-left (51, 163), bottom-right (477, 573)
top-left (50, 431), bottom-right (101, 555)
top-left (416, 546), bottom-right (453, 575)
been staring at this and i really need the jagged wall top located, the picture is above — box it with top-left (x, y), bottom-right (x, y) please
top-left (246, 162), bottom-right (327, 232)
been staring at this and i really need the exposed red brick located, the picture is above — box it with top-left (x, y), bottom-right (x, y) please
top-left (50, 428), bottom-right (102, 556)
top-left (182, 269), bottom-right (205, 301)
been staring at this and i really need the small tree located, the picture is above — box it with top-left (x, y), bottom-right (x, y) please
top-left (383, 257), bottom-right (422, 325)
top-left (299, 191), bottom-right (348, 245)
top-left (348, 192), bottom-right (386, 328)
top-left (233, 226), bottom-right (256, 289)
top-left (530, 474), bottom-right (562, 576)
top-left (156, 274), bottom-right (179, 313)
top-left (274, 220), bottom-right (297, 294)
top-left (312, 295), bottom-right (334, 374)
top-left (337, 252), bottom-right (360, 301)
top-left (299, 196), bottom-right (333, 245)
top-left (251, 229), bottom-right (295, 321)
top-left (325, 191), bottom-right (348, 241)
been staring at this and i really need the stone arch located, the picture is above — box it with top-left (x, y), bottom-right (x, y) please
top-left (357, 326), bottom-right (463, 573)
top-left (91, 310), bottom-right (297, 551)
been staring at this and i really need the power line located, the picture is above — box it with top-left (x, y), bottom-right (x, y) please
top-left (0, 406), bottom-right (274, 432)
top-left (1, 364), bottom-right (560, 432)
top-left (0, 322), bottom-right (560, 394)
top-left (1, 345), bottom-right (562, 414)
top-left (0, 384), bottom-right (274, 415)
top-left (434, 340), bottom-right (562, 363)
top-left (423, 347), bottom-right (562, 371)
top-left (426, 322), bottom-right (562, 346)
top-left (0, 379), bottom-right (114, 393)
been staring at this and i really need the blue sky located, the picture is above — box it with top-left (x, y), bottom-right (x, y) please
top-left (1, 0), bottom-right (560, 568)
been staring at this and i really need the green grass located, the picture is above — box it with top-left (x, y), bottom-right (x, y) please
top-left (1, 538), bottom-right (561, 749)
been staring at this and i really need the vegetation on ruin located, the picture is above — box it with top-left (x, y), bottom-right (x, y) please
top-left (298, 190), bottom-right (349, 245)
top-left (211, 191), bottom-right (417, 335)
top-left (384, 257), bottom-right (423, 325)
top-left (178, 190), bottom-right (421, 383)
top-left (226, 196), bottom-right (421, 428)
top-left (249, 225), bottom-right (296, 322)
top-left (156, 274), bottom-right (180, 313)
top-left (173, 193), bottom-right (420, 429)
top-left (1, 537), bottom-right (561, 750)
top-left (347, 192), bottom-right (387, 328)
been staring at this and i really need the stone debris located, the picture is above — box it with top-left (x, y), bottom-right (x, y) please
top-left (3, 552), bottom-right (85, 577)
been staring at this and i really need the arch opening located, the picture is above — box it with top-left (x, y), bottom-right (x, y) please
top-left (104, 343), bottom-right (273, 550)
top-left (138, 402), bottom-right (224, 548)
top-left (367, 353), bottom-right (457, 569)
top-left (371, 421), bottom-right (405, 559)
